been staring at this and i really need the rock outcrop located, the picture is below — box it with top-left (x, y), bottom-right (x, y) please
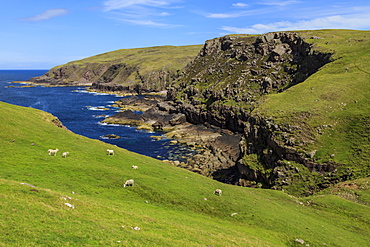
top-left (164, 32), bottom-right (338, 194)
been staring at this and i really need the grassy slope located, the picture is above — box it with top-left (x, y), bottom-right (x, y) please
top-left (255, 30), bottom-right (370, 172)
top-left (1, 101), bottom-right (369, 246)
top-left (55, 45), bottom-right (203, 73)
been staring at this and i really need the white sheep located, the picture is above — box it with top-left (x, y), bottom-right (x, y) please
top-left (124, 179), bottom-right (134, 187)
top-left (64, 203), bottom-right (75, 209)
top-left (132, 165), bottom-right (138, 169)
top-left (62, 152), bottom-right (69, 158)
top-left (107, 149), bottom-right (114, 155)
top-left (48, 148), bottom-right (59, 156)
top-left (213, 189), bottom-right (222, 196)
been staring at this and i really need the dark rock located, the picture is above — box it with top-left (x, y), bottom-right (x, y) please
top-left (102, 134), bottom-right (121, 139)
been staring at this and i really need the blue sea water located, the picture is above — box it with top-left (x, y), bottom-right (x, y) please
top-left (0, 70), bottom-right (195, 161)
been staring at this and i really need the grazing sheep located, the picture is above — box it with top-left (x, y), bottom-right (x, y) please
top-left (213, 189), bottom-right (222, 196)
top-left (107, 149), bottom-right (114, 155)
top-left (132, 165), bottom-right (138, 169)
top-left (62, 152), bottom-right (69, 158)
top-left (124, 179), bottom-right (134, 187)
top-left (64, 203), bottom-right (75, 209)
top-left (48, 148), bottom-right (59, 156)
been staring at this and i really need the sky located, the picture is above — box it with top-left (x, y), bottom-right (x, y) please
top-left (1, 0), bottom-right (369, 69)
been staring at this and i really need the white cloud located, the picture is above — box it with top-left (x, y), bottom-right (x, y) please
top-left (259, 0), bottom-right (300, 6)
top-left (102, 0), bottom-right (181, 28)
top-left (20, 8), bottom-right (69, 22)
top-left (205, 11), bottom-right (253, 19)
top-left (221, 12), bottom-right (370, 34)
top-left (103, 0), bottom-right (178, 11)
top-left (159, 12), bottom-right (171, 16)
top-left (232, 3), bottom-right (248, 8)
top-left (122, 18), bottom-right (181, 28)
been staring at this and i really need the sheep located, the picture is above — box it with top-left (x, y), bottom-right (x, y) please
top-left (124, 179), bottom-right (134, 187)
top-left (62, 152), bottom-right (69, 158)
top-left (213, 189), bottom-right (222, 196)
top-left (64, 203), bottom-right (75, 209)
top-left (48, 148), bottom-right (59, 156)
top-left (107, 149), bottom-right (114, 155)
top-left (132, 165), bottom-right (138, 169)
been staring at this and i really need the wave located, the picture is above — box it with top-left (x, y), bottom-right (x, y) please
top-left (86, 106), bottom-right (109, 111)
top-left (73, 88), bottom-right (124, 97)
top-left (97, 122), bottom-right (125, 127)
top-left (92, 114), bottom-right (109, 118)
top-left (73, 89), bottom-right (110, 96)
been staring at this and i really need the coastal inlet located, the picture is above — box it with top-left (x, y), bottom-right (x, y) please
top-left (0, 70), bottom-right (197, 163)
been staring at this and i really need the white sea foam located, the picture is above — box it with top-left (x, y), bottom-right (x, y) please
top-left (86, 106), bottom-right (107, 111)
top-left (97, 122), bottom-right (122, 127)
top-left (73, 89), bottom-right (90, 93)
top-left (93, 92), bottom-right (110, 96)
top-left (92, 114), bottom-right (109, 118)
top-left (73, 89), bottom-right (110, 96)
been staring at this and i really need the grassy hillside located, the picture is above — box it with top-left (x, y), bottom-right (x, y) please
top-left (255, 30), bottom-right (370, 174)
top-left (33, 45), bottom-right (203, 92)
top-left (60, 45), bottom-right (202, 72)
top-left (1, 101), bottom-right (369, 246)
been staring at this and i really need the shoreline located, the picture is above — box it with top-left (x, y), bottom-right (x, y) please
top-left (101, 95), bottom-right (241, 183)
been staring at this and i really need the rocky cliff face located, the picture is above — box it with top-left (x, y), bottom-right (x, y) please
top-left (29, 45), bottom-right (201, 94)
top-left (166, 32), bottom-right (338, 194)
top-left (168, 32), bottom-right (332, 105)
top-left (30, 62), bottom-right (181, 94)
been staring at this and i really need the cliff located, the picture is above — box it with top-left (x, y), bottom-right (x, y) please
top-left (164, 30), bottom-right (369, 195)
top-left (30, 45), bottom-right (202, 94)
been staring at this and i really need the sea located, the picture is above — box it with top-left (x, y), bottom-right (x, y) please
top-left (0, 70), bottom-right (195, 161)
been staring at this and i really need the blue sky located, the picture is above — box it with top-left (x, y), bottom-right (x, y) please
top-left (1, 0), bottom-right (369, 69)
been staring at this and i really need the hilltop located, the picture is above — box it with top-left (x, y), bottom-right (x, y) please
top-left (1, 101), bottom-right (370, 246)
top-left (27, 29), bottom-right (370, 196)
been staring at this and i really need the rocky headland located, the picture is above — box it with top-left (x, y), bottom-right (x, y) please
top-left (29, 45), bottom-right (202, 93)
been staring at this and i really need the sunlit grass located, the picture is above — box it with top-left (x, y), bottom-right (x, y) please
top-left (0, 100), bottom-right (369, 246)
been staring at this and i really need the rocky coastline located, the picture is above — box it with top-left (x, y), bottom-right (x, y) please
top-left (101, 95), bottom-right (241, 182)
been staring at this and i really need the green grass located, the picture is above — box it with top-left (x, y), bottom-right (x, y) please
top-left (1, 100), bottom-right (370, 246)
top-left (52, 45), bottom-right (202, 78)
top-left (43, 45), bottom-right (203, 91)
